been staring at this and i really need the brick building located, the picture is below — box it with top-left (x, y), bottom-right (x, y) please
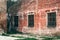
top-left (0, 0), bottom-right (7, 33)
top-left (17, 0), bottom-right (60, 35)
top-left (1, 0), bottom-right (60, 35)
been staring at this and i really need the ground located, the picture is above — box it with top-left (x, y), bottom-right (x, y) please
top-left (0, 33), bottom-right (60, 40)
top-left (0, 36), bottom-right (19, 40)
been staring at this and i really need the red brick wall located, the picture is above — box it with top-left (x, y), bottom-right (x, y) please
top-left (0, 0), bottom-right (7, 33)
top-left (18, 0), bottom-right (60, 35)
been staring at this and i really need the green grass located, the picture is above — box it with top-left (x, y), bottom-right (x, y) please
top-left (41, 36), bottom-right (60, 40)
top-left (11, 36), bottom-right (25, 38)
top-left (2, 33), bottom-right (10, 36)
top-left (15, 38), bottom-right (38, 40)
top-left (42, 37), bottom-right (54, 40)
top-left (2, 33), bottom-right (60, 40)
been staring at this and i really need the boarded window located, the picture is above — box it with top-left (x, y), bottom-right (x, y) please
top-left (28, 15), bottom-right (34, 27)
top-left (47, 12), bottom-right (56, 27)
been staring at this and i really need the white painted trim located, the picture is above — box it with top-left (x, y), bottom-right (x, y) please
top-left (26, 10), bottom-right (35, 13)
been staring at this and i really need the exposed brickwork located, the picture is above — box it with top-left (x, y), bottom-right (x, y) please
top-left (0, 0), bottom-right (7, 33)
top-left (18, 0), bottom-right (60, 35)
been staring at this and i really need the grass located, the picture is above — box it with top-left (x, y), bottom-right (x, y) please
top-left (11, 36), bottom-right (25, 38)
top-left (41, 36), bottom-right (60, 40)
top-left (42, 37), bottom-right (54, 40)
top-left (10, 34), bottom-right (38, 40)
top-left (2, 33), bottom-right (60, 40)
top-left (15, 38), bottom-right (38, 40)
top-left (2, 33), bottom-right (10, 36)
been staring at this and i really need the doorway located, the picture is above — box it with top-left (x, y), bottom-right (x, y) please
top-left (7, 16), bottom-right (18, 33)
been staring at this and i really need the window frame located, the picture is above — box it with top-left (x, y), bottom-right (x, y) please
top-left (47, 12), bottom-right (56, 28)
top-left (27, 12), bottom-right (34, 27)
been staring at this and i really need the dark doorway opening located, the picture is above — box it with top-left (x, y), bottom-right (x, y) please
top-left (28, 15), bottom-right (34, 27)
top-left (14, 16), bottom-right (18, 27)
top-left (47, 12), bottom-right (56, 28)
top-left (11, 16), bottom-right (18, 33)
top-left (7, 16), bottom-right (19, 34)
